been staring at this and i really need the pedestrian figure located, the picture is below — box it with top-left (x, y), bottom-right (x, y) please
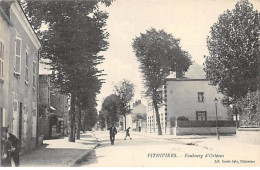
top-left (124, 127), bottom-right (132, 140)
top-left (108, 124), bottom-right (117, 145)
top-left (8, 133), bottom-right (19, 167)
top-left (1, 127), bottom-right (12, 167)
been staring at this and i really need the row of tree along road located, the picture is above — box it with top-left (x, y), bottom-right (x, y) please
top-left (22, 0), bottom-right (114, 142)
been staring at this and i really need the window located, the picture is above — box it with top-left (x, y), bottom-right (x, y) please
top-left (12, 100), bottom-right (19, 136)
top-left (25, 51), bottom-right (29, 83)
top-left (0, 107), bottom-right (4, 127)
top-left (33, 61), bottom-right (36, 88)
top-left (198, 92), bottom-right (204, 102)
top-left (196, 111), bottom-right (207, 121)
top-left (14, 38), bottom-right (21, 75)
top-left (0, 40), bottom-right (4, 79)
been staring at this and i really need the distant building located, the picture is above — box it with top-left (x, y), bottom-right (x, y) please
top-left (38, 74), bottom-right (70, 139)
top-left (124, 100), bottom-right (146, 132)
top-left (0, 0), bottom-right (41, 153)
top-left (146, 99), bottom-right (166, 134)
top-left (38, 75), bottom-right (51, 139)
top-left (50, 87), bottom-right (69, 136)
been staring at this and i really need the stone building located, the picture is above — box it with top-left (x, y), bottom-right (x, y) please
top-left (146, 63), bottom-right (236, 135)
top-left (50, 87), bottom-right (70, 136)
top-left (0, 0), bottom-right (41, 153)
top-left (38, 74), bottom-right (51, 139)
top-left (38, 74), bottom-right (70, 139)
top-left (165, 63), bottom-right (236, 135)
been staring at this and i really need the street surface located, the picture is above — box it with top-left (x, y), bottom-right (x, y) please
top-left (77, 130), bottom-right (260, 167)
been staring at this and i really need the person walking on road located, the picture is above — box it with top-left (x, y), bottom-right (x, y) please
top-left (124, 127), bottom-right (132, 140)
top-left (108, 124), bottom-right (117, 145)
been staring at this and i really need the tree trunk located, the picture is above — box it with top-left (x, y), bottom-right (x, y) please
top-left (69, 92), bottom-right (76, 142)
top-left (124, 114), bottom-right (126, 130)
top-left (153, 100), bottom-right (162, 135)
top-left (76, 103), bottom-right (82, 139)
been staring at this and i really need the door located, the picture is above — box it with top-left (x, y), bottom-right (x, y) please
top-left (19, 102), bottom-right (23, 148)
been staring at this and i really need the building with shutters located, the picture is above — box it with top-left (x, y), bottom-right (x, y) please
top-left (0, 0), bottom-right (41, 153)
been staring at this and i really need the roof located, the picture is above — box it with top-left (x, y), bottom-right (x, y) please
top-left (11, 0), bottom-right (41, 49)
top-left (166, 62), bottom-right (208, 81)
top-left (129, 103), bottom-right (146, 115)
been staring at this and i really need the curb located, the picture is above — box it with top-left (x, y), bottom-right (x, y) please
top-left (71, 132), bottom-right (100, 166)
top-left (133, 132), bottom-right (208, 140)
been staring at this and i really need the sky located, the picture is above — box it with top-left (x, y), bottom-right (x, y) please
top-left (40, 0), bottom-right (260, 111)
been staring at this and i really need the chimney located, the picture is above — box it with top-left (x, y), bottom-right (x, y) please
top-left (176, 66), bottom-right (183, 78)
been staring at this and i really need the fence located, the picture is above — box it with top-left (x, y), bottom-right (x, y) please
top-left (176, 120), bottom-right (237, 127)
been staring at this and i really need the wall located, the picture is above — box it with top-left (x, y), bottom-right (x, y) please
top-left (0, 5), bottom-right (11, 129)
top-left (4, 1), bottom-right (40, 153)
top-left (175, 127), bottom-right (236, 135)
top-left (166, 80), bottom-right (229, 122)
top-left (50, 90), bottom-right (69, 134)
top-left (146, 100), bottom-right (167, 134)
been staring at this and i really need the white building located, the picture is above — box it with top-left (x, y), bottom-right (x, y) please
top-left (146, 63), bottom-right (236, 135)
top-left (165, 63), bottom-right (236, 135)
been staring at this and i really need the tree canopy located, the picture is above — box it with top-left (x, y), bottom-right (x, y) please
top-left (100, 94), bottom-right (121, 127)
top-left (132, 28), bottom-right (192, 135)
top-left (22, 0), bottom-right (113, 141)
top-left (114, 79), bottom-right (135, 130)
top-left (204, 0), bottom-right (260, 105)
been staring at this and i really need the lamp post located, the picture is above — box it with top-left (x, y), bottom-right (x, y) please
top-left (214, 98), bottom-right (220, 140)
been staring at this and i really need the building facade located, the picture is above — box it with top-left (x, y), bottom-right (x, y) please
top-left (124, 100), bottom-right (146, 132)
top-left (165, 64), bottom-right (236, 135)
top-left (50, 87), bottom-right (69, 136)
top-left (38, 74), bottom-right (70, 139)
top-left (146, 100), bottom-right (166, 134)
top-left (0, 0), bottom-right (41, 152)
top-left (38, 75), bottom-right (51, 139)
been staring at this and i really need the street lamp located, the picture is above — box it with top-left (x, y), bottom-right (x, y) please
top-left (214, 98), bottom-right (220, 140)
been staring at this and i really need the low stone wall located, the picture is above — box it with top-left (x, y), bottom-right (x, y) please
top-left (175, 127), bottom-right (236, 135)
top-left (177, 120), bottom-right (237, 127)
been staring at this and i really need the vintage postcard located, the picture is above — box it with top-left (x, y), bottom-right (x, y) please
top-left (0, 0), bottom-right (259, 167)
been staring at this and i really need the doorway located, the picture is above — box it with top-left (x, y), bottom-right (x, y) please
top-left (19, 102), bottom-right (23, 148)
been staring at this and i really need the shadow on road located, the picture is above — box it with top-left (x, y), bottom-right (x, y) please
top-left (75, 150), bottom-right (101, 166)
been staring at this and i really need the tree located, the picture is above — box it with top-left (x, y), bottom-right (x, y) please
top-left (23, 0), bottom-right (112, 142)
top-left (101, 94), bottom-right (121, 127)
top-left (83, 107), bottom-right (98, 131)
top-left (114, 79), bottom-right (135, 130)
top-left (98, 111), bottom-right (106, 130)
top-left (75, 70), bottom-right (102, 139)
top-left (204, 0), bottom-right (260, 105)
top-left (132, 28), bottom-right (192, 135)
top-left (236, 90), bottom-right (260, 127)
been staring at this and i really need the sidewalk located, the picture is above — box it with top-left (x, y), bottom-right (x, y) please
top-left (20, 131), bottom-right (98, 167)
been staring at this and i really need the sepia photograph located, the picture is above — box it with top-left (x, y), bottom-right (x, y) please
top-left (0, 0), bottom-right (260, 167)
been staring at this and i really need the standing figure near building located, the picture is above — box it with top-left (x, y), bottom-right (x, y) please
top-left (108, 124), bottom-right (117, 145)
top-left (124, 127), bottom-right (132, 140)
top-left (1, 127), bottom-right (12, 167)
top-left (8, 133), bottom-right (19, 167)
